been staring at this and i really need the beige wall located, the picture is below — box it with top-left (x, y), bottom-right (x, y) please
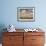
top-left (0, 44), bottom-right (2, 46)
top-left (45, 33), bottom-right (46, 44)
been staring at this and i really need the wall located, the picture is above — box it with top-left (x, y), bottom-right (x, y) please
top-left (0, 0), bottom-right (46, 29)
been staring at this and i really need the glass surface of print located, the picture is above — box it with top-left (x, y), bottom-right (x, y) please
top-left (17, 7), bottom-right (35, 22)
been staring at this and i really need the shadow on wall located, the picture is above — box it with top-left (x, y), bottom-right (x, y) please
top-left (0, 24), bottom-right (7, 43)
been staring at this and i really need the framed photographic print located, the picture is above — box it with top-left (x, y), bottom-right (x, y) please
top-left (17, 7), bottom-right (35, 22)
